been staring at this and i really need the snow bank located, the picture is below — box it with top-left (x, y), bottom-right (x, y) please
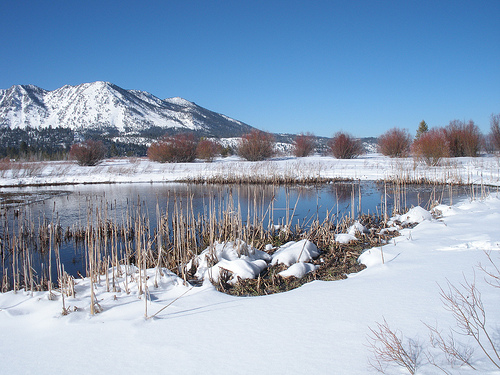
top-left (1, 196), bottom-right (500, 374)
top-left (334, 221), bottom-right (368, 243)
top-left (191, 239), bottom-right (321, 284)
top-left (389, 205), bottom-right (433, 226)
top-left (189, 240), bottom-right (271, 284)
top-left (335, 233), bottom-right (358, 244)
top-left (271, 239), bottom-right (320, 266)
top-left (278, 262), bottom-right (319, 278)
top-left (348, 221), bottom-right (368, 236)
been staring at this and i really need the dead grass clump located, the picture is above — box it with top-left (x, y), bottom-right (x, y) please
top-left (215, 215), bottom-right (400, 297)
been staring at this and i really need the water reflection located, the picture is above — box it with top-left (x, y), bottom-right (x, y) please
top-left (0, 181), bottom-right (470, 282)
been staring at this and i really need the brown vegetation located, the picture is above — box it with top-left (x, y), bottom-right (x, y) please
top-left (327, 132), bottom-right (364, 159)
top-left (196, 139), bottom-right (221, 162)
top-left (378, 128), bottom-right (412, 157)
top-left (444, 120), bottom-right (482, 157)
top-left (490, 113), bottom-right (500, 151)
top-left (68, 140), bottom-right (106, 166)
top-left (411, 128), bottom-right (449, 166)
top-left (147, 133), bottom-right (198, 163)
top-left (292, 133), bottom-right (316, 157)
top-left (237, 130), bottom-right (275, 161)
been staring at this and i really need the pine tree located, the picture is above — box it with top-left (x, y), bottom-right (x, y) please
top-left (416, 120), bottom-right (428, 139)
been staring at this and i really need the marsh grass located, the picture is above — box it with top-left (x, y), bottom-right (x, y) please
top-left (0, 179), bottom-right (468, 307)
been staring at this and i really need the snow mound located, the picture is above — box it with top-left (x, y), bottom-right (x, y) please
top-left (190, 239), bottom-right (322, 284)
top-left (271, 239), bottom-right (320, 266)
top-left (211, 258), bottom-right (269, 284)
top-left (190, 240), bottom-right (271, 284)
top-left (278, 262), bottom-right (319, 278)
top-left (348, 221), bottom-right (368, 236)
top-left (390, 206), bottom-right (432, 226)
top-left (335, 233), bottom-right (358, 244)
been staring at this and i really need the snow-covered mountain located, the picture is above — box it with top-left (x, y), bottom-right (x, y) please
top-left (0, 81), bottom-right (253, 138)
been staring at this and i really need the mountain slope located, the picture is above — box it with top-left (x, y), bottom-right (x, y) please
top-left (0, 81), bottom-right (253, 138)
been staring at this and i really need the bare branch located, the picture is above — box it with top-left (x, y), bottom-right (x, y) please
top-left (367, 317), bottom-right (423, 374)
top-left (479, 251), bottom-right (500, 289)
top-left (439, 275), bottom-right (500, 369)
top-left (424, 322), bottom-right (476, 370)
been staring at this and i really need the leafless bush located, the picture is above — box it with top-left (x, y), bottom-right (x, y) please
top-left (0, 157), bottom-right (11, 176)
top-left (480, 251), bottom-right (500, 289)
top-left (237, 130), bottom-right (275, 161)
top-left (490, 113), bottom-right (500, 152)
top-left (69, 140), bottom-right (106, 166)
top-left (196, 139), bottom-right (221, 162)
top-left (369, 253), bottom-right (500, 373)
top-left (444, 120), bottom-right (483, 157)
top-left (327, 131), bottom-right (364, 159)
top-left (21, 161), bottom-right (46, 177)
top-left (367, 317), bottom-right (423, 374)
top-left (425, 323), bottom-right (476, 371)
top-left (439, 273), bottom-right (500, 370)
top-left (147, 133), bottom-right (198, 163)
top-left (411, 128), bottom-right (449, 166)
top-left (293, 133), bottom-right (316, 157)
top-left (378, 128), bottom-right (412, 158)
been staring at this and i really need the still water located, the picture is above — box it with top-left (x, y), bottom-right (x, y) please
top-left (1, 181), bottom-right (469, 281)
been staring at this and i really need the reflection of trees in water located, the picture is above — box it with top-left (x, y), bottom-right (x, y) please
top-left (326, 183), bottom-right (358, 202)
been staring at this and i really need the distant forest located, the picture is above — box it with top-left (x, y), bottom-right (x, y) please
top-left (0, 127), bottom-right (147, 160)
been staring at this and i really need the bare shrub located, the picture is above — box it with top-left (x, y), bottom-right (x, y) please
top-left (411, 128), bottom-right (449, 166)
top-left (293, 133), bottom-right (316, 157)
top-left (367, 317), bottom-right (423, 374)
top-left (327, 132), bottom-right (364, 159)
top-left (69, 140), bottom-right (106, 166)
top-left (480, 251), bottom-right (500, 289)
top-left (439, 275), bottom-right (500, 370)
top-left (378, 128), bottom-right (412, 158)
top-left (237, 130), bottom-right (275, 161)
top-left (0, 157), bottom-right (11, 170)
top-left (196, 139), bottom-right (221, 162)
top-left (444, 120), bottom-right (482, 157)
top-left (490, 113), bottom-right (500, 152)
top-left (424, 323), bottom-right (476, 371)
top-left (368, 253), bottom-right (500, 373)
top-left (147, 133), bottom-right (198, 163)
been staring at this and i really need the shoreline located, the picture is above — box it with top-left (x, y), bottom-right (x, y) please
top-left (1, 154), bottom-right (499, 188)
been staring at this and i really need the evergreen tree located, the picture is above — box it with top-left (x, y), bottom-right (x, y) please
top-left (416, 120), bottom-right (428, 139)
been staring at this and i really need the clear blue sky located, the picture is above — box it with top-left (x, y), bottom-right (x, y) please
top-left (1, 0), bottom-right (499, 137)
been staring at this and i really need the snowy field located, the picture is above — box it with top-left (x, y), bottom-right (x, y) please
top-left (1, 154), bottom-right (500, 374)
top-left (1, 153), bottom-right (500, 187)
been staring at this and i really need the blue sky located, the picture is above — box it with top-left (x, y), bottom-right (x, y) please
top-left (1, 0), bottom-right (499, 137)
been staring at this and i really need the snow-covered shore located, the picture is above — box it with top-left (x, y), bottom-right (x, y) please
top-left (1, 153), bottom-right (500, 187)
top-left (1, 194), bottom-right (499, 374)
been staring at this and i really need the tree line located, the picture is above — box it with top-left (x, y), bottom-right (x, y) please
top-left (2, 113), bottom-right (499, 166)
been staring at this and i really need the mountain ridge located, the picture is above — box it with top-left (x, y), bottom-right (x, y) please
top-left (0, 81), bottom-right (254, 138)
